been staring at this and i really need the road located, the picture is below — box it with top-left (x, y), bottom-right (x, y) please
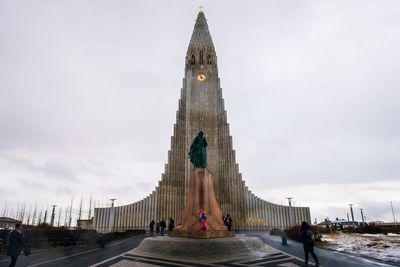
top-left (0, 235), bottom-right (146, 267)
top-left (0, 232), bottom-right (398, 267)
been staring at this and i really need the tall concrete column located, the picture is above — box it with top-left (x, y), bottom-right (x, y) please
top-left (140, 200), bottom-right (144, 229)
top-left (128, 204), bottom-right (132, 228)
top-left (123, 205), bottom-right (127, 230)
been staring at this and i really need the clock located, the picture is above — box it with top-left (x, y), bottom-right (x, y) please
top-left (197, 73), bottom-right (207, 82)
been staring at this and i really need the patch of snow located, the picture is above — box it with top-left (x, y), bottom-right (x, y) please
top-left (321, 233), bottom-right (400, 264)
top-left (387, 233), bottom-right (400, 237)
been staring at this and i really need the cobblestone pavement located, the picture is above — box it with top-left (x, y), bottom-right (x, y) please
top-left (95, 251), bottom-right (313, 267)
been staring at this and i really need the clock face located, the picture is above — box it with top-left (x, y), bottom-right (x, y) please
top-left (197, 73), bottom-right (207, 82)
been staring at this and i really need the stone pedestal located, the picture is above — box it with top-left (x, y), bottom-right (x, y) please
top-left (131, 235), bottom-right (270, 261)
top-left (170, 168), bottom-right (234, 238)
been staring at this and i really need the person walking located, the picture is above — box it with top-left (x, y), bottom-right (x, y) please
top-left (7, 223), bottom-right (27, 267)
top-left (159, 218), bottom-right (166, 236)
top-left (155, 220), bottom-right (160, 234)
top-left (149, 219), bottom-right (155, 236)
top-left (168, 218), bottom-right (175, 232)
top-left (300, 221), bottom-right (319, 266)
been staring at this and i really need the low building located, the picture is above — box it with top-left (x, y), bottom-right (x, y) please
top-left (0, 217), bottom-right (22, 229)
top-left (76, 218), bottom-right (93, 230)
top-left (318, 218), bottom-right (362, 229)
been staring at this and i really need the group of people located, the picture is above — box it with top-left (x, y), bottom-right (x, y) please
top-left (147, 212), bottom-right (234, 233)
top-left (199, 211), bottom-right (234, 232)
top-left (149, 218), bottom-right (175, 236)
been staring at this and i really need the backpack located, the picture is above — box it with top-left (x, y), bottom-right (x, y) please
top-left (307, 229), bottom-right (315, 242)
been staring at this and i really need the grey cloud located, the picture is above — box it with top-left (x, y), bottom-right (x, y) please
top-left (363, 184), bottom-right (400, 192)
top-left (1, 153), bottom-right (77, 181)
top-left (0, 187), bottom-right (14, 195)
top-left (1, 153), bottom-right (41, 173)
top-left (42, 161), bottom-right (77, 181)
top-left (55, 186), bottom-right (74, 196)
top-left (98, 185), bottom-right (135, 195)
top-left (18, 178), bottom-right (48, 190)
top-left (353, 201), bottom-right (399, 223)
top-left (135, 182), bottom-right (154, 193)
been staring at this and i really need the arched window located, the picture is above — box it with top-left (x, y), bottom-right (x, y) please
top-left (199, 50), bottom-right (204, 65)
top-left (191, 54), bottom-right (195, 65)
top-left (207, 54), bottom-right (212, 65)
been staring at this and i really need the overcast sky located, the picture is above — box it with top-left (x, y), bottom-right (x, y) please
top-left (1, 0), bottom-right (400, 225)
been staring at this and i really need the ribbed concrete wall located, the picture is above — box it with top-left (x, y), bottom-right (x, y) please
top-left (93, 195), bottom-right (311, 233)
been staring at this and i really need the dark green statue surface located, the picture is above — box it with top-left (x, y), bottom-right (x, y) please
top-left (189, 131), bottom-right (208, 168)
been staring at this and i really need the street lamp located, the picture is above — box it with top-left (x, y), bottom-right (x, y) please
top-left (108, 198), bottom-right (117, 232)
top-left (390, 201), bottom-right (397, 228)
top-left (349, 204), bottom-right (355, 228)
top-left (360, 208), bottom-right (365, 227)
top-left (50, 205), bottom-right (57, 226)
top-left (287, 197), bottom-right (293, 228)
top-left (110, 198), bottom-right (117, 208)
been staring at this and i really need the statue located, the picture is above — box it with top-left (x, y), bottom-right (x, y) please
top-left (188, 131), bottom-right (207, 168)
top-left (171, 130), bottom-right (233, 238)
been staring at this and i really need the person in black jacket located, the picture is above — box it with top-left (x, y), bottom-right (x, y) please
top-left (159, 218), bottom-right (166, 236)
top-left (7, 223), bottom-right (27, 267)
top-left (168, 218), bottom-right (175, 232)
top-left (300, 221), bottom-right (319, 266)
top-left (155, 220), bottom-right (160, 234)
top-left (224, 214), bottom-right (233, 231)
top-left (149, 219), bottom-right (155, 235)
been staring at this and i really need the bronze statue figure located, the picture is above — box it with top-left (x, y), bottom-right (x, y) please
top-left (189, 131), bottom-right (207, 168)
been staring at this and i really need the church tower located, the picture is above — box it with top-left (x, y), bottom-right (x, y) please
top-left (183, 10), bottom-right (221, 199)
top-left (93, 10), bottom-right (311, 232)
top-left (180, 10), bottom-right (243, 222)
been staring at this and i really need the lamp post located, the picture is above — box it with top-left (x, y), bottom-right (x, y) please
top-left (349, 204), bottom-right (355, 228)
top-left (110, 198), bottom-right (117, 208)
top-left (286, 197), bottom-right (293, 228)
top-left (50, 205), bottom-right (57, 226)
top-left (108, 198), bottom-right (117, 232)
top-left (391, 201), bottom-right (397, 228)
top-left (360, 208), bottom-right (365, 227)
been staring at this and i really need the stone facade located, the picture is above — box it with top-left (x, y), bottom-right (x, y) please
top-left (93, 11), bottom-right (311, 233)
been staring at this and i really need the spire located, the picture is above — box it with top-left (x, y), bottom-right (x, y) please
top-left (186, 10), bottom-right (217, 70)
top-left (188, 10), bottom-right (214, 49)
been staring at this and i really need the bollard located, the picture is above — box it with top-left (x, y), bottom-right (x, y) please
top-left (281, 231), bottom-right (287, 245)
top-left (99, 234), bottom-right (106, 248)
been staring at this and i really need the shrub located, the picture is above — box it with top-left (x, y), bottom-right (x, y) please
top-left (284, 225), bottom-right (321, 242)
top-left (270, 228), bottom-right (282, 236)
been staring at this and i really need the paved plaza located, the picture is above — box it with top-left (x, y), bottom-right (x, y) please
top-left (90, 233), bottom-right (397, 267)
top-left (95, 251), bottom-right (308, 267)
top-left (0, 233), bottom-right (397, 267)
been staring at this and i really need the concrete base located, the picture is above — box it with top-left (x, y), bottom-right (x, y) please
top-left (131, 235), bottom-right (272, 261)
top-left (169, 229), bottom-right (235, 239)
top-left (172, 169), bottom-right (234, 239)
